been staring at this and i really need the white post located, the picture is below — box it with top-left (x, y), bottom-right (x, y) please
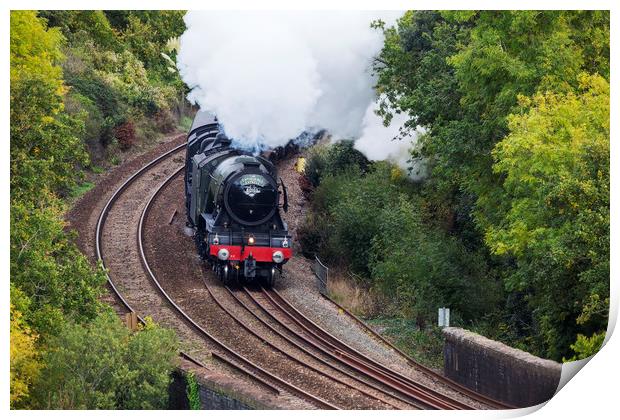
top-left (438, 307), bottom-right (451, 327)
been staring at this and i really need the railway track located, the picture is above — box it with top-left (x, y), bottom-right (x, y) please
top-left (95, 142), bottom-right (507, 410)
top-left (321, 294), bottom-right (515, 409)
top-left (238, 286), bottom-right (478, 409)
top-left (96, 145), bottom-right (330, 409)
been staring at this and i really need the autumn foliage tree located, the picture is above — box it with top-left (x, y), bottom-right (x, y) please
top-left (10, 303), bottom-right (41, 408)
top-left (10, 11), bottom-right (180, 408)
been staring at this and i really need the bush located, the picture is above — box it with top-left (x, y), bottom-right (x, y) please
top-left (297, 173), bottom-right (315, 200)
top-left (304, 145), bottom-right (327, 187)
top-left (370, 196), bottom-right (501, 327)
top-left (324, 163), bottom-right (399, 273)
top-left (66, 72), bottom-right (125, 125)
top-left (64, 91), bottom-right (105, 151)
top-left (185, 373), bottom-right (201, 410)
top-left (31, 312), bottom-right (178, 409)
top-left (304, 140), bottom-right (369, 187)
top-left (154, 109), bottom-right (176, 133)
top-left (300, 141), bottom-right (501, 330)
top-left (297, 212), bottom-right (329, 258)
top-left (114, 120), bottom-right (136, 150)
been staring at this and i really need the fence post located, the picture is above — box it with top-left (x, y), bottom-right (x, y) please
top-left (125, 312), bottom-right (138, 331)
top-left (312, 256), bottom-right (329, 296)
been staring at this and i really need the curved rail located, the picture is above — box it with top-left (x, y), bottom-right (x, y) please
top-left (244, 287), bottom-right (462, 409)
top-left (235, 287), bottom-right (456, 409)
top-left (136, 165), bottom-right (339, 410)
top-left (95, 143), bottom-right (185, 312)
top-left (254, 287), bottom-right (477, 410)
top-left (94, 144), bottom-right (205, 368)
top-left (321, 293), bottom-right (515, 409)
top-left (223, 285), bottom-right (426, 409)
top-left (202, 280), bottom-right (404, 409)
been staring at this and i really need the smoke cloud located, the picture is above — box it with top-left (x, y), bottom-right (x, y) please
top-left (355, 103), bottom-right (426, 180)
top-left (178, 11), bottom-right (421, 173)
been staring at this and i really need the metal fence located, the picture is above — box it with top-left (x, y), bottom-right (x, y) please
top-left (312, 256), bottom-right (329, 296)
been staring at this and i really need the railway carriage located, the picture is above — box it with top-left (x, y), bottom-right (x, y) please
top-left (185, 111), bottom-right (292, 287)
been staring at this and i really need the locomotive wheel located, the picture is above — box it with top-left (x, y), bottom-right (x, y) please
top-left (219, 264), bottom-right (240, 287)
top-left (218, 264), bottom-right (230, 284)
top-left (264, 267), bottom-right (279, 288)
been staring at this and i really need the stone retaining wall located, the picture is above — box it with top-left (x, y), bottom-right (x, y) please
top-left (443, 327), bottom-right (562, 408)
top-left (169, 359), bottom-right (283, 410)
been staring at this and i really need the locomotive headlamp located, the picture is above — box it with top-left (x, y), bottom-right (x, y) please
top-left (282, 238), bottom-right (289, 248)
top-left (213, 234), bottom-right (220, 245)
top-left (217, 248), bottom-right (230, 261)
top-left (248, 235), bottom-right (255, 245)
top-left (272, 251), bottom-right (284, 263)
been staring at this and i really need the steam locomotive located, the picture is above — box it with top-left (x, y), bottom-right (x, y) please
top-left (185, 111), bottom-right (292, 287)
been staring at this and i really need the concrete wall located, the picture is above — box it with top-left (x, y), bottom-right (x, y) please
top-left (443, 327), bottom-right (562, 408)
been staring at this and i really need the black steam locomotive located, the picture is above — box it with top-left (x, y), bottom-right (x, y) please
top-left (184, 111), bottom-right (292, 287)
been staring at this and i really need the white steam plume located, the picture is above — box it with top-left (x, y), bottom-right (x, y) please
top-left (355, 104), bottom-right (426, 180)
top-left (177, 11), bottom-right (422, 175)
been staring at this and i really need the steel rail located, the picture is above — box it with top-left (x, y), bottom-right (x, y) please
top-left (210, 352), bottom-right (280, 395)
top-left (243, 287), bottom-right (459, 410)
top-left (136, 166), bottom-right (339, 410)
top-left (258, 287), bottom-right (474, 410)
top-left (93, 143), bottom-right (206, 366)
top-left (266, 287), bottom-right (478, 409)
top-left (202, 280), bottom-right (403, 409)
top-left (322, 293), bottom-right (515, 409)
top-left (95, 143), bottom-right (186, 312)
top-left (223, 285), bottom-right (425, 409)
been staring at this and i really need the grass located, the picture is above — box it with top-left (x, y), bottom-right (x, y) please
top-left (328, 272), bottom-right (378, 317)
top-left (179, 116), bottom-right (193, 132)
top-left (366, 317), bottom-right (445, 370)
top-left (326, 271), bottom-right (445, 369)
top-left (69, 181), bottom-right (95, 199)
top-left (327, 271), bottom-right (444, 368)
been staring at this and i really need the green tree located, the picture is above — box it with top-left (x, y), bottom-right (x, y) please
top-left (31, 312), bottom-right (178, 409)
top-left (372, 10), bottom-right (609, 359)
top-left (10, 11), bottom-right (182, 409)
top-left (370, 195), bottom-right (500, 327)
top-left (10, 196), bottom-right (105, 335)
top-left (38, 10), bottom-right (121, 50)
top-left (10, 11), bottom-right (104, 337)
top-left (108, 10), bottom-right (186, 79)
top-left (487, 74), bottom-right (609, 359)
